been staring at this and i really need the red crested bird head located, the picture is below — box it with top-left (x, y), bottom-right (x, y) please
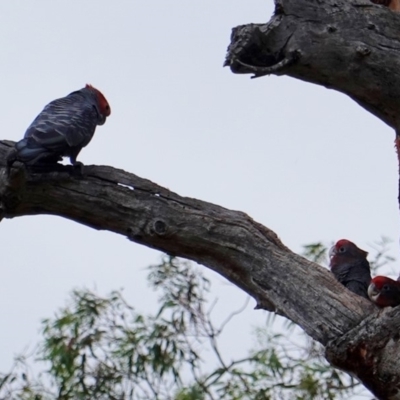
top-left (85, 84), bottom-right (111, 122)
top-left (368, 276), bottom-right (400, 307)
top-left (329, 239), bottom-right (368, 266)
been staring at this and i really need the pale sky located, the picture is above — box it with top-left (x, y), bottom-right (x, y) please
top-left (0, 1), bottom-right (395, 398)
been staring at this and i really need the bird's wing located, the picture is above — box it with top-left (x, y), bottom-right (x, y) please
top-left (346, 281), bottom-right (370, 299)
top-left (24, 97), bottom-right (97, 150)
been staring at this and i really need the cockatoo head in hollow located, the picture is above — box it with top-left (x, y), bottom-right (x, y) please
top-left (368, 276), bottom-right (400, 307)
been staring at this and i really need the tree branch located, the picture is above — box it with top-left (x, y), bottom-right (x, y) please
top-left (0, 140), bottom-right (370, 339)
top-left (224, 1), bottom-right (400, 397)
top-left (0, 139), bottom-right (394, 397)
top-left (225, 0), bottom-right (400, 130)
top-left (224, 0), bottom-right (400, 224)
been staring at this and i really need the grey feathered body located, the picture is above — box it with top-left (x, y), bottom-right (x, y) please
top-left (331, 259), bottom-right (371, 299)
top-left (13, 87), bottom-right (102, 165)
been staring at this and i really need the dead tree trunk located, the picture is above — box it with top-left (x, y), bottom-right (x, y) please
top-left (224, 0), bottom-right (400, 397)
top-left (225, 0), bottom-right (400, 223)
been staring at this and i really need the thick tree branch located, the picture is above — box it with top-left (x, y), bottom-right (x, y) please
top-left (0, 140), bottom-right (395, 398)
top-left (225, 0), bottom-right (400, 222)
top-left (225, 0), bottom-right (400, 130)
top-left (225, 1), bottom-right (400, 397)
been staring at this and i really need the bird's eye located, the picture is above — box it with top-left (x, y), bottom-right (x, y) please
top-left (338, 247), bottom-right (346, 253)
top-left (103, 104), bottom-right (110, 116)
top-left (383, 285), bottom-right (390, 291)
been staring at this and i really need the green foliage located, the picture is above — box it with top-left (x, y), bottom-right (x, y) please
top-left (1, 241), bottom-right (393, 399)
top-left (302, 242), bottom-right (327, 265)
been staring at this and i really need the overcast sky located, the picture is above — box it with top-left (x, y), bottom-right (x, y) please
top-left (0, 1), bottom-right (394, 398)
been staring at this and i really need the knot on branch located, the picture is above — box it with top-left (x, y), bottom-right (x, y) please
top-left (235, 51), bottom-right (301, 79)
top-left (356, 45), bottom-right (371, 57)
top-left (224, 21), bottom-right (299, 78)
top-left (153, 219), bottom-right (168, 235)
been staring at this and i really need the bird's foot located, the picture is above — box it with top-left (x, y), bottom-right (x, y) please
top-left (71, 161), bottom-right (84, 177)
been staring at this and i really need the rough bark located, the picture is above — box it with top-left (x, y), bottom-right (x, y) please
top-left (0, 138), bottom-right (393, 398)
top-left (224, 0), bottom-right (400, 222)
top-left (224, 0), bottom-right (400, 397)
top-left (225, 0), bottom-right (400, 130)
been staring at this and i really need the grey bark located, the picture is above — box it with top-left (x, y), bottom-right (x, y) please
top-left (225, 0), bottom-right (400, 130)
top-left (224, 0), bottom-right (400, 398)
top-left (0, 138), bottom-right (393, 399)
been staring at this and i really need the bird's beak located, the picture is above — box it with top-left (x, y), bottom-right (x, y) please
top-left (368, 282), bottom-right (379, 301)
top-left (328, 245), bottom-right (336, 259)
top-left (98, 115), bottom-right (107, 126)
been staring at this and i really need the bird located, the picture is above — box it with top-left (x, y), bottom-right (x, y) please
top-left (329, 239), bottom-right (371, 299)
top-left (368, 276), bottom-right (400, 307)
top-left (7, 84), bottom-right (110, 169)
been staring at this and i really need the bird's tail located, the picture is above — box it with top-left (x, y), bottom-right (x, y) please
top-left (12, 138), bottom-right (61, 165)
top-left (6, 139), bottom-right (62, 176)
